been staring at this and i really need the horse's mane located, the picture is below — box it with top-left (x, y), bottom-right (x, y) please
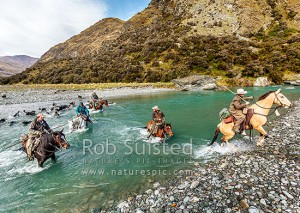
top-left (101, 99), bottom-right (108, 104)
top-left (257, 91), bottom-right (275, 101)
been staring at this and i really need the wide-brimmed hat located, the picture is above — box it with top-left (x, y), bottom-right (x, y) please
top-left (152, 106), bottom-right (159, 110)
top-left (236, 88), bottom-right (247, 95)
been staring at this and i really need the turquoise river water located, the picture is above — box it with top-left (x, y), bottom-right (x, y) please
top-left (0, 86), bottom-right (299, 212)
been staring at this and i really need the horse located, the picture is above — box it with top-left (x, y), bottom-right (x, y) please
top-left (146, 121), bottom-right (174, 139)
top-left (89, 99), bottom-right (109, 110)
top-left (209, 89), bottom-right (291, 147)
top-left (21, 129), bottom-right (70, 167)
top-left (68, 115), bottom-right (92, 131)
top-left (23, 110), bottom-right (36, 116)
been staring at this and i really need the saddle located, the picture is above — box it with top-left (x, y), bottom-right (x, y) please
top-left (223, 109), bottom-right (254, 130)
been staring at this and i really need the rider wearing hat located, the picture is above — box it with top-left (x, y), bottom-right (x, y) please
top-left (26, 113), bottom-right (52, 160)
top-left (229, 88), bottom-right (253, 135)
top-left (150, 106), bottom-right (166, 136)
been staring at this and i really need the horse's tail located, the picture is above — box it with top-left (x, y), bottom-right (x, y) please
top-left (208, 127), bottom-right (220, 146)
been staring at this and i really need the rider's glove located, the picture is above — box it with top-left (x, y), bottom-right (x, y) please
top-left (245, 101), bottom-right (250, 105)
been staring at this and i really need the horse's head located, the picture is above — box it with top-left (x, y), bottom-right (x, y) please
top-left (164, 123), bottom-right (174, 137)
top-left (274, 89), bottom-right (292, 108)
top-left (52, 129), bottom-right (70, 149)
top-left (103, 100), bottom-right (109, 107)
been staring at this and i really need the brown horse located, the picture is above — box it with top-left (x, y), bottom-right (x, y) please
top-left (21, 129), bottom-right (70, 167)
top-left (146, 121), bottom-right (174, 139)
top-left (210, 89), bottom-right (291, 148)
top-left (89, 99), bottom-right (109, 110)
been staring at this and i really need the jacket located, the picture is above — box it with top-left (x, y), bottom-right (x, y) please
top-left (229, 95), bottom-right (251, 117)
top-left (29, 118), bottom-right (51, 137)
top-left (76, 105), bottom-right (89, 116)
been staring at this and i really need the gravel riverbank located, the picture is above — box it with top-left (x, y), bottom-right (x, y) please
top-left (0, 87), bottom-right (174, 105)
top-left (114, 99), bottom-right (300, 213)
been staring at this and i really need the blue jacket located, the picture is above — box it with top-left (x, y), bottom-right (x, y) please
top-left (76, 105), bottom-right (89, 116)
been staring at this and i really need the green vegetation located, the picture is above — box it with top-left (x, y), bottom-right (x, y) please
top-left (1, 0), bottom-right (300, 86)
top-left (0, 82), bottom-right (175, 91)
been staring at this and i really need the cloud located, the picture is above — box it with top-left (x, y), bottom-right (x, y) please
top-left (0, 0), bottom-right (107, 57)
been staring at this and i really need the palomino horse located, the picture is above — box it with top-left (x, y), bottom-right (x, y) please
top-left (89, 100), bottom-right (109, 110)
top-left (210, 89), bottom-right (291, 147)
top-left (146, 121), bottom-right (174, 139)
top-left (21, 129), bottom-right (70, 167)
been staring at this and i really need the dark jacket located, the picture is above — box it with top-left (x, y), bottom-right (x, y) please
top-left (92, 93), bottom-right (99, 100)
top-left (29, 118), bottom-right (51, 137)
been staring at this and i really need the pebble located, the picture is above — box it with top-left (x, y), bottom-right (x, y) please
top-left (111, 99), bottom-right (300, 212)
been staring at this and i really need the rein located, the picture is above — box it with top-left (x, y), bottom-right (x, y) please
top-left (35, 134), bottom-right (63, 157)
top-left (254, 92), bottom-right (283, 117)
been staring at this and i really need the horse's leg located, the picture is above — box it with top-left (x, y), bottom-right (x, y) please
top-left (255, 125), bottom-right (268, 146)
top-left (38, 159), bottom-right (44, 167)
top-left (51, 154), bottom-right (56, 162)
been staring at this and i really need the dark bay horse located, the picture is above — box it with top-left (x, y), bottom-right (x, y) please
top-left (146, 121), bottom-right (174, 139)
top-left (89, 99), bottom-right (109, 110)
top-left (21, 129), bottom-right (70, 167)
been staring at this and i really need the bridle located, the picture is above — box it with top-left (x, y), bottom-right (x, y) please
top-left (35, 132), bottom-right (68, 156)
top-left (254, 92), bottom-right (284, 117)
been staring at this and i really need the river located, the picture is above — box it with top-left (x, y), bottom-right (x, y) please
top-left (0, 86), bottom-right (299, 212)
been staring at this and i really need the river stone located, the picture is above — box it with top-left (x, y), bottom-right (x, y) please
top-left (248, 206), bottom-right (260, 213)
top-left (282, 191), bottom-right (294, 199)
top-left (146, 189), bottom-right (153, 194)
top-left (260, 198), bottom-right (267, 206)
top-left (153, 182), bottom-right (160, 189)
top-left (190, 181), bottom-right (200, 189)
top-left (136, 209), bottom-right (144, 213)
top-left (172, 75), bottom-right (217, 91)
top-left (254, 77), bottom-right (271, 87)
top-left (183, 196), bottom-right (190, 203)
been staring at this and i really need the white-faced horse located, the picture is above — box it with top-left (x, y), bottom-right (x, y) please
top-left (210, 89), bottom-right (291, 147)
top-left (69, 116), bottom-right (89, 131)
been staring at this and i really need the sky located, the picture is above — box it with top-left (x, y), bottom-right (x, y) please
top-left (0, 0), bottom-right (150, 57)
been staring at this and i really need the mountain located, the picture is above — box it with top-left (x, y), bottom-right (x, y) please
top-left (0, 55), bottom-right (38, 77)
top-left (2, 0), bottom-right (300, 85)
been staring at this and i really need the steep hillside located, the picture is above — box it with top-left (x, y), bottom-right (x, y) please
top-left (2, 0), bottom-right (300, 85)
top-left (0, 55), bottom-right (38, 77)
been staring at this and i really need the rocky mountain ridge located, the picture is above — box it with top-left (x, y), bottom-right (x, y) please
top-left (0, 55), bottom-right (38, 77)
top-left (2, 0), bottom-right (300, 85)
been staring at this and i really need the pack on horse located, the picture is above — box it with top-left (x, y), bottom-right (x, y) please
top-left (89, 99), bottom-right (109, 110)
top-left (21, 129), bottom-right (70, 167)
top-left (209, 89), bottom-right (291, 147)
top-left (146, 121), bottom-right (174, 139)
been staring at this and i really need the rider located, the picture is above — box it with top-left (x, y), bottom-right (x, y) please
top-left (26, 113), bottom-right (52, 160)
top-left (91, 91), bottom-right (99, 101)
top-left (229, 88), bottom-right (253, 136)
top-left (91, 91), bottom-right (102, 108)
top-left (149, 106), bottom-right (166, 136)
top-left (76, 102), bottom-right (91, 122)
